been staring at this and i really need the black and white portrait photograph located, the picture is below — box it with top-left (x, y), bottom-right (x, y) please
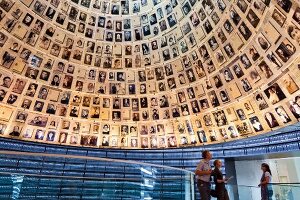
top-left (264, 83), bottom-right (286, 105)
top-left (249, 116), bottom-right (264, 132)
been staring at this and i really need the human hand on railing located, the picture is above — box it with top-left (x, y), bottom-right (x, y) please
top-left (224, 176), bottom-right (233, 183)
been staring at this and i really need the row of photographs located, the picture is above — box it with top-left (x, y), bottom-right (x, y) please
top-left (2, 124), bottom-right (238, 148)
top-left (0, 65), bottom-right (297, 97)
top-left (0, 60), bottom-right (299, 120)
top-left (0, 37), bottom-right (297, 94)
top-left (0, 1), bottom-right (296, 79)
top-left (19, 0), bottom-right (197, 15)
top-left (0, 0), bottom-right (267, 56)
top-left (0, 92), bottom-right (299, 148)
top-left (0, 27), bottom-right (299, 95)
top-left (0, 1), bottom-right (297, 112)
top-left (0, 3), bottom-right (268, 52)
top-left (9, 96), bottom-right (300, 129)
top-left (0, 0), bottom-right (295, 63)
top-left (1, 0), bottom-right (229, 38)
top-left (0, 0), bottom-right (269, 55)
top-left (0, 61), bottom-right (298, 125)
top-left (2, 29), bottom-right (293, 75)
top-left (0, 3), bottom-right (298, 91)
top-left (2, 0), bottom-right (298, 147)
top-left (69, 0), bottom-right (196, 13)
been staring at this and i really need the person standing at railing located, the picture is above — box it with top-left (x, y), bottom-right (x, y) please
top-left (211, 160), bottom-right (229, 200)
top-left (195, 150), bottom-right (212, 200)
top-left (258, 163), bottom-right (273, 200)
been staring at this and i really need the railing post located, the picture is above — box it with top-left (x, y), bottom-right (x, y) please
top-left (191, 173), bottom-right (195, 200)
top-left (185, 173), bottom-right (191, 200)
top-left (11, 174), bottom-right (24, 200)
top-left (185, 173), bottom-right (195, 200)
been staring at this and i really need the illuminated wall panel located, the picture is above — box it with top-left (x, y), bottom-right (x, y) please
top-left (0, 0), bottom-right (298, 149)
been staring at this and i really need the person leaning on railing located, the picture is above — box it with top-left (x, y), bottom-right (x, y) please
top-left (258, 163), bottom-right (273, 200)
top-left (195, 150), bottom-right (212, 200)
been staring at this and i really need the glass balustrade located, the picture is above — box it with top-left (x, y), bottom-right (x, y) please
top-left (0, 151), bottom-right (195, 200)
top-left (2, 173), bottom-right (300, 200)
top-left (0, 151), bottom-right (299, 199)
top-left (224, 183), bottom-right (300, 200)
top-left (270, 184), bottom-right (300, 200)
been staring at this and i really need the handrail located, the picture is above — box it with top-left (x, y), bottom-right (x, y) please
top-left (228, 183), bottom-right (300, 188)
top-left (0, 171), bottom-right (190, 182)
top-left (0, 150), bottom-right (194, 174)
top-left (269, 183), bottom-right (300, 185)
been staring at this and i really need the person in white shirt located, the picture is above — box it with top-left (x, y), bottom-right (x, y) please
top-left (195, 150), bottom-right (212, 200)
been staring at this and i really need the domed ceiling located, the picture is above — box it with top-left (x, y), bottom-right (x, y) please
top-left (0, 0), bottom-right (299, 148)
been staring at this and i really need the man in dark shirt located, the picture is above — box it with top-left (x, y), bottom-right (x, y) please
top-left (212, 160), bottom-right (230, 200)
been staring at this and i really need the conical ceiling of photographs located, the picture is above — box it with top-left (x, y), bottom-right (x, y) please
top-left (0, 0), bottom-right (299, 149)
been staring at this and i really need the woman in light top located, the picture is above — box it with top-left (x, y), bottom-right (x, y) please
top-left (259, 163), bottom-right (273, 200)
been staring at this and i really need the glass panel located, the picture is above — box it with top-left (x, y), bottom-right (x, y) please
top-left (225, 184), bottom-right (300, 200)
top-left (0, 152), bottom-right (195, 200)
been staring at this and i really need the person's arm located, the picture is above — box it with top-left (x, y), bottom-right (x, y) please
top-left (217, 179), bottom-right (224, 183)
top-left (258, 172), bottom-right (271, 186)
top-left (217, 178), bottom-right (229, 183)
top-left (215, 171), bottom-right (228, 183)
top-left (195, 168), bottom-right (212, 176)
top-left (259, 176), bottom-right (270, 186)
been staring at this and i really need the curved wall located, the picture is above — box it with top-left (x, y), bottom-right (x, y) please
top-left (0, 0), bottom-right (299, 149)
top-left (0, 124), bottom-right (299, 169)
top-left (0, 125), bottom-right (299, 199)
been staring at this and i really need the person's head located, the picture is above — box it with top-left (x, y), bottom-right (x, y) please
top-left (50, 121), bottom-right (56, 126)
top-left (3, 77), bottom-right (11, 86)
top-left (53, 75), bottom-right (59, 82)
top-left (258, 37), bottom-right (266, 45)
top-left (35, 102), bottom-right (42, 107)
top-left (268, 87), bottom-right (275, 94)
top-left (261, 163), bottom-right (272, 175)
top-left (89, 69), bottom-right (95, 76)
top-left (113, 112), bottom-right (118, 117)
top-left (132, 139), bottom-right (137, 145)
top-left (294, 10), bottom-right (300, 21)
top-left (41, 87), bottom-right (47, 94)
top-left (48, 131), bottom-right (54, 137)
top-left (37, 130), bottom-right (43, 136)
top-left (256, 94), bottom-right (263, 101)
top-left (24, 15), bottom-right (32, 24)
top-left (0, 89), bottom-right (5, 96)
top-left (202, 150), bottom-right (212, 160)
top-left (60, 133), bottom-right (67, 142)
top-left (265, 112), bottom-right (273, 121)
top-left (0, 33), bottom-right (5, 40)
top-left (276, 107), bottom-right (284, 115)
top-left (13, 126), bottom-right (19, 132)
top-left (287, 25), bottom-right (300, 41)
top-left (213, 159), bottom-right (222, 168)
top-left (295, 96), bottom-right (300, 104)
top-left (40, 71), bottom-right (48, 78)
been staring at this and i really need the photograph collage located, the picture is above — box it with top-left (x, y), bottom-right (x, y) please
top-left (0, 0), bottom-right (299, 148)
